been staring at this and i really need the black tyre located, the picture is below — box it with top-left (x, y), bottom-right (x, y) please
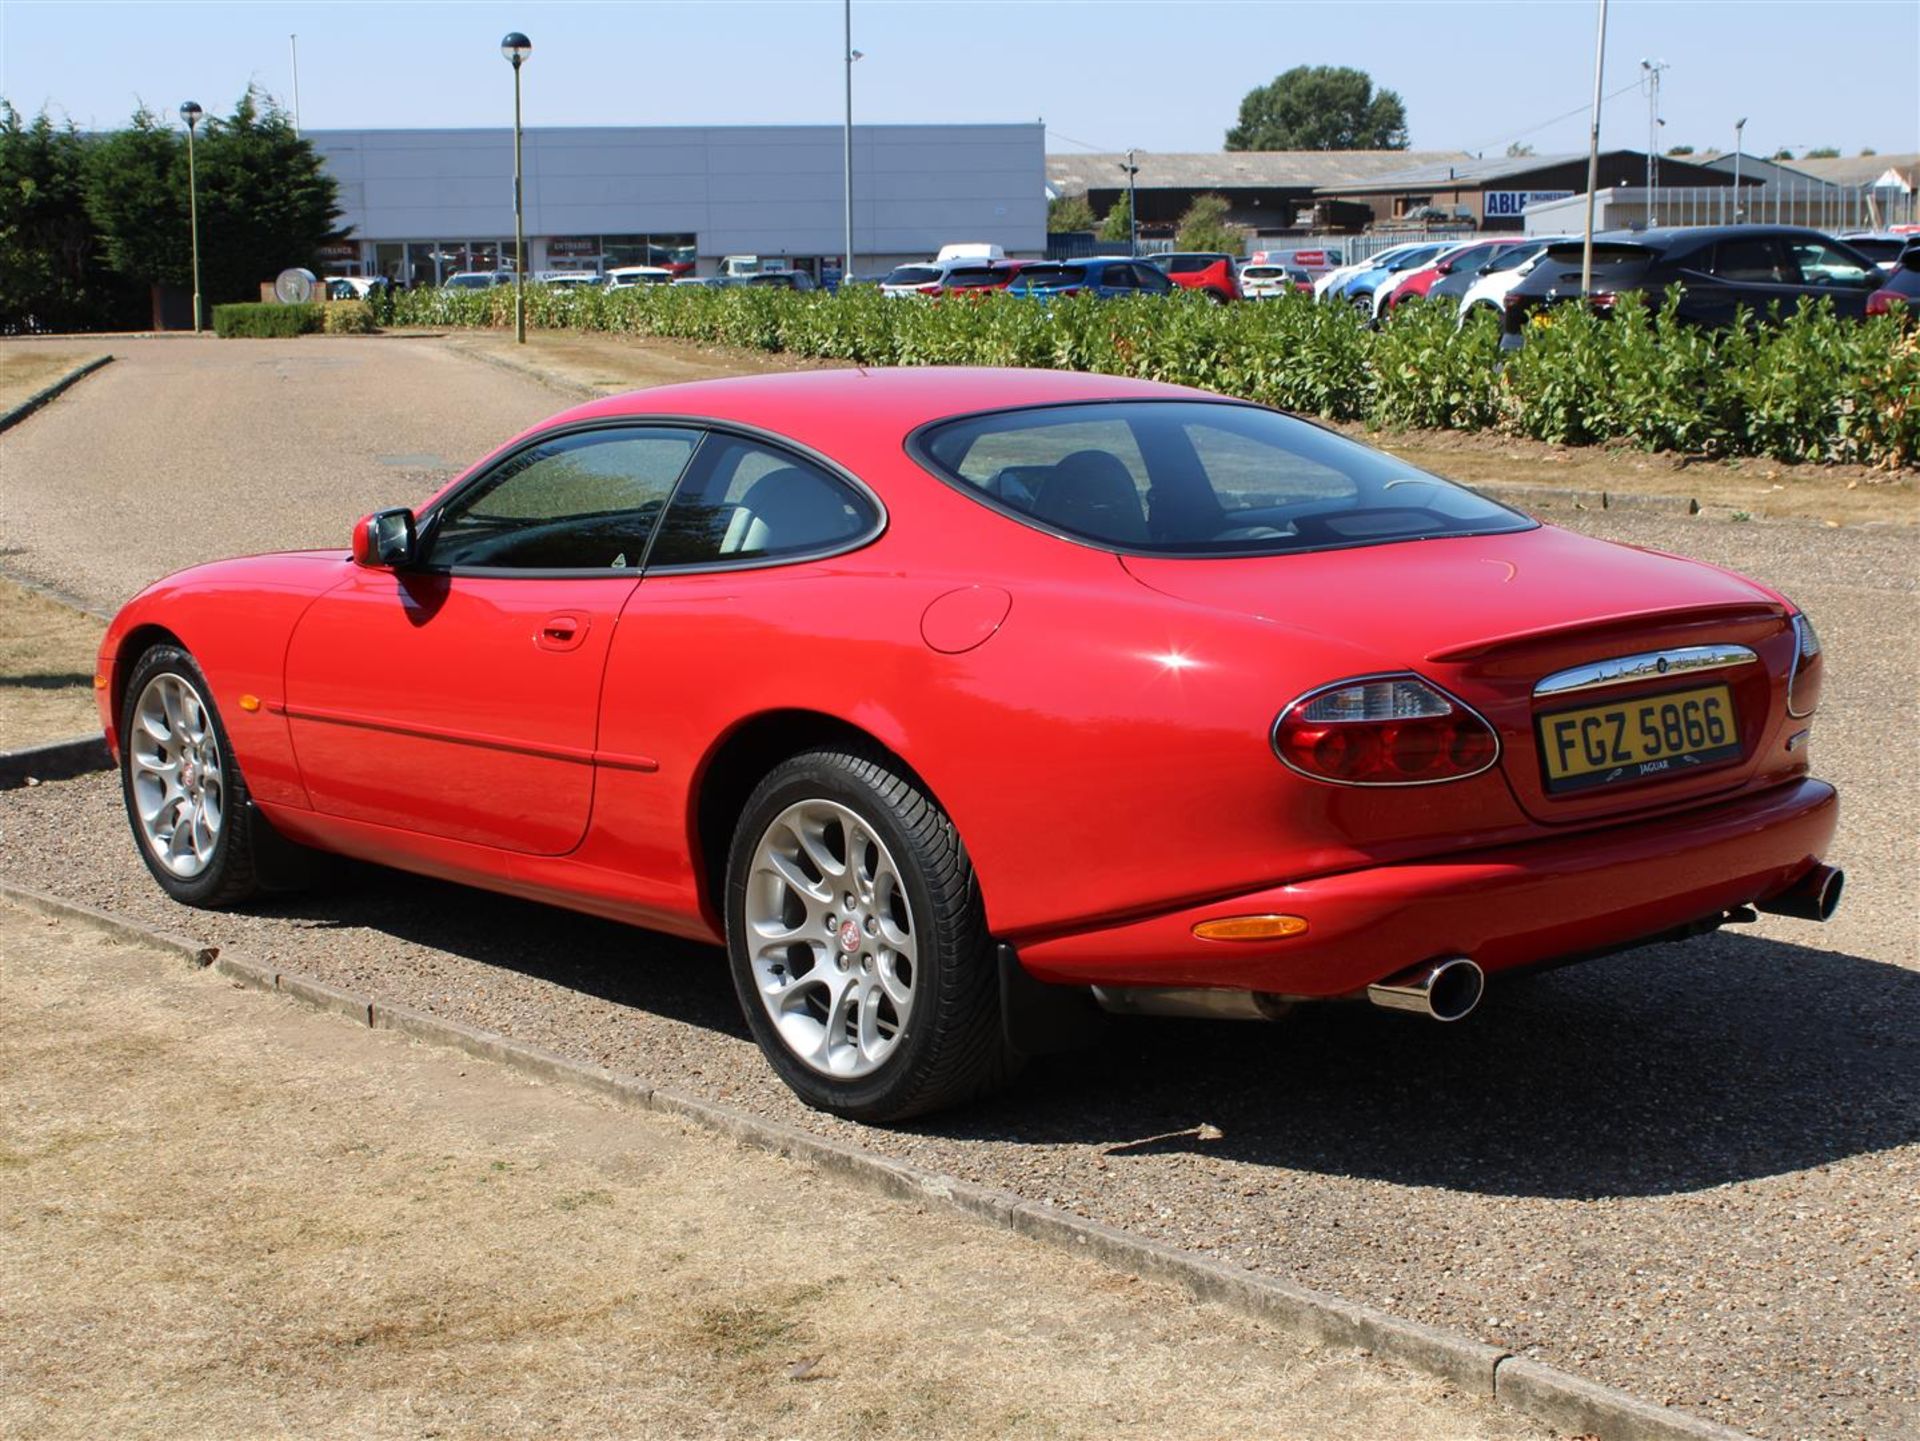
top-left (725, 749), bottom-right (1016, 1122)
top-left (119, 644), bottom-right (286, 908)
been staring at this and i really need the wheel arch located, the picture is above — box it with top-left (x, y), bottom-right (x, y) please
top-left (108, 624), bottom-right (188, 744)
top-left (690, 708), bottom-right (959, 930)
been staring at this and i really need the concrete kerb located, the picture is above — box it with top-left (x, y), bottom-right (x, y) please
top-left (0, 354), bottom-right (114, 435)
top-left (438, 338), bottom-right (604, 401)
top-left (0, 734), bottom-right (113, 790)
top-left (0, 879), bottom-right (1758, 1441)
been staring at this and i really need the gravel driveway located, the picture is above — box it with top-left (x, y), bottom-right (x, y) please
top-left (2, 335), bottom-right (1915, 1439)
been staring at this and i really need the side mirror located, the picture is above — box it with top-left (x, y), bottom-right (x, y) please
top-left (351, 507), bottom-right (417, 568)
top-left (1435, 260), bottom-right (1455, 276)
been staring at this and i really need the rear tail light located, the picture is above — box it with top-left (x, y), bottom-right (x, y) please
top-left (1273, 676), bottom-right (1499, 786)
top-left (1787, 612), bottom-right (1822, 718)
top-left (1589, 291), bottom-right (1618, 310)
top-left (1867, 288), bottom-right (1907, 318)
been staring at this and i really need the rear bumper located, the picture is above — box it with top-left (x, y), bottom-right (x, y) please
top-left (1016, 778), bottom-right (1838, 997)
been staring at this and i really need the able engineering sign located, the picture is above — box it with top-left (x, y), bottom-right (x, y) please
top-left (1484, 190), bottom-right (1575, 219)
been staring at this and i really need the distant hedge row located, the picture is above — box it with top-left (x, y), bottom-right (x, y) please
top-left (383, 285), bottom-right (1918, 469)
top-left (212, 299), bottom-right (373, 338)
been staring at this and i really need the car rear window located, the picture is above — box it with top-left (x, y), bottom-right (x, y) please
top-left (916, 401), bottom-right (1531, 557)
top-left (1543, 242), bottom-right (1653, 266)
top-left (1015, 265), bottom-right (1085, 287)
top-left (884, 266), bottom-right (941, 286)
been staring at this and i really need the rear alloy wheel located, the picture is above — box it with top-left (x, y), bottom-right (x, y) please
top-left (726, 750), bottom-right (1014, 1122)
top-left (120, 645), bottom-right (278, 908)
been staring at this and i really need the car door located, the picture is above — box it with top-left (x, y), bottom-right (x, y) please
top-left (283, 424), bottom-right (703, 854)
top-left (1687, 235), bottom-right (1795, 326)
top-left (1779, 237), bottom-right (1881, 319)
top-left (1096, 263), bottom-right (1138, 299)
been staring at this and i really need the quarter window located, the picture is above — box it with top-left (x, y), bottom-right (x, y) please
top-left (426, 427), bottom-right (701, 571)
top-left (649, 435), bottom-right (876, 567)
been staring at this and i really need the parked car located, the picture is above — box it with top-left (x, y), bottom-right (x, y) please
top-left (1866, 241), bottom-right (1920, 318)
top-left (1326, 243), bottom-right (1451, 310)
top-left (737, 270), bottom-right (816, 291)
top-left (1499, 227), bottom-right (1885, 346)
top-left (1379, 238), bottom-right (1534, 315)
top-left (534, 271), bottom-right (606, 288)
top-left (1836, 232), bottom-right (1910, 274)
top-left (607, 266), bottom-right (675, 290)
top-left (323, 275), bottom-right (391, 301)
top-left (1147, 252), bottom-right (1241, 302)
top-left (97, 367), bottom-right (1840, 1122)
top-left (1004, 258), bottom-right (1174, 299)
top-left (443, 270), bottom-right (516, 291)
top-left (878, 259), bottom-right (1029, 297)
top-left (1238, 263), bottom-right (1313, 299)
top-left (1314, 243), bottom-right (1426, 300)
top-left (1443, 238), bottom-right (1565, 322)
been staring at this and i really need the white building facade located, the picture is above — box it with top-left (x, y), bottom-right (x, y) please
top-left (307, 123), bottom-right (1046, 284)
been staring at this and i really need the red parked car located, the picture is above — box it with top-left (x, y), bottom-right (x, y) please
top-left (99, 368), bottom-right (1840, 1121)
top-left (1381, 238), bottom-right (1534, 314)
top-left (1148, 252), bottom-right (1242, 301)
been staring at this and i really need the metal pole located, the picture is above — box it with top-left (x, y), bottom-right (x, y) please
top-left (186, 122), bottom-right (202, 333)
top-left (1732, 118), bottom-right (1745, 221)
top-left (513, 61), bottom-right (525, 344)
top-left (1126, 148), bottom-right (1138, 258)
top-left (843, 0), bottom-right (854, 287)
top-left (1581, 0), bottom-right (1608, 296)
top-left (290, 34), bottom-right (301, 134)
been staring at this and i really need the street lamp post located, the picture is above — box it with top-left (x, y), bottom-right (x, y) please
top-left (843, 2), bottom-right (862, 290)
top-left (1733, 117), bottom-right (1747, 222)
top-left (180, 101), bottom-right (204, 333)
top-left (1119, 149), bottom-right (1140, 257)
top-left (1580, 0), bottom-right (1608, 296)
top-left (1640, 58), bottom-right (1667, 226)
top-left (501, 32), bottom-right (532, 344)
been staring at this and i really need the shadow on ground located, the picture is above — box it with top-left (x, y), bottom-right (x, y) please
top-left (244, 868), bottom-right (1919, 1203)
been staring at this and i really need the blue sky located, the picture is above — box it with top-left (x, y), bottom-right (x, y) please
top-left (3, 1), bottom-right (1915, 161)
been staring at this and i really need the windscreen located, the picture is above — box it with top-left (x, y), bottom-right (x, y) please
top-left (917, 401), bottom-right (1532, 557)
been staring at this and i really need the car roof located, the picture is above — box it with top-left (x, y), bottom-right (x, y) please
top-left (539, 367), bottom-right (1215, 455)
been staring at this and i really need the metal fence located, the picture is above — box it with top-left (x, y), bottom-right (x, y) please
top-left (1634, 182), bottom-right (1914, 231)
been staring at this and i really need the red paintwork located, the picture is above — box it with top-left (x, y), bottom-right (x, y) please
top-left (1155, 254), bottom-right (1242, 301)
top-left (1383, 238), bottom-right (1533, 311)
top-left (98, 367), bottom-right (1837, 997)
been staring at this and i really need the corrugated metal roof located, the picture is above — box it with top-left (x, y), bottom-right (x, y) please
top-left (1046, 150), bottom-right (1472, 195)
top-left (1790, 153), bottom-right (1919, 188)
top-left (1313, 152), bottom-right (1593, 194)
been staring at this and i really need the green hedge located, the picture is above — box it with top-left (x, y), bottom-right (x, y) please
top-left (386, 284), bottom-right (1918, 469)
top-left (212, 301), bottom-right (323, 338)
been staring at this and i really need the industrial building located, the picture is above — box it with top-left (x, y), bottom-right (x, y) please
top-left (308, 123), bottom-right (1047, 284)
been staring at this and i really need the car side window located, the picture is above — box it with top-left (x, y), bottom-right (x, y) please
top-left (1102, 265), bottom-right (1137, 291)
top-left (648, 434), bottom-right (876, 567)
top-left (1783, 240), bottom-right (1875, 288)
top-left (1137, 265), bottom-right (1173, 293)
top-left (426, 426), bottom-right (702, 571)
top-left (1710, 238), bottom-right (1790, 283)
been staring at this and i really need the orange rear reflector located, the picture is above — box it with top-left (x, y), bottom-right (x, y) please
top-left (1191, 915), bottom-right (1309, 942)
top-left (92, 674), bottom-right (107, 690)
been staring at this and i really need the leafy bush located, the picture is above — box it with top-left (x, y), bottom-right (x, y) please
top-left (382, 283), bottom-right (1918, 469)
top-left (321, 299), bottom-right (374, 334)
top-left (212, 301), bottom-right (321, 338)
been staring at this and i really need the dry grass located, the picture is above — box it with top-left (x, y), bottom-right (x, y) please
top-left (0, 577), bottom-right (105, 748)
top-left (0, 346), bottom-right (108, 416)
top-left (0, 904), bottom-right (1546, 1441)
top-left (435, 326), bottom-right (819, 399)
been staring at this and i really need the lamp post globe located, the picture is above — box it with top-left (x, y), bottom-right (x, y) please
top-left (500, 33), bottom-right (532, 342)
top-left (180, 102), bottom-right (205, 335)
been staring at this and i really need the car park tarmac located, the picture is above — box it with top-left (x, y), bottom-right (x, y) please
top-left (1, 334), bottom-right (1915, 1439)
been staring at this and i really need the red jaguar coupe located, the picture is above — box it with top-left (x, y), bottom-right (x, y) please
top-left (98, 367), bottom-right (1841, 1121)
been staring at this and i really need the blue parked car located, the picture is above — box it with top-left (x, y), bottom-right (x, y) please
top-left (1327, 243), bottom-right (1452, 310)
top-left (1006, 257), bottom-right (1175, 299)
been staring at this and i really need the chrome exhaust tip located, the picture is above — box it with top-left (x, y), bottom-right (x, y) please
top-left (1756, 864), bottom-right (1845, 923)
top-left (1367, 956), bottom-right (1485, 1023)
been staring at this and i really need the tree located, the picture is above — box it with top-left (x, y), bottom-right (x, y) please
top-left (1666, 144), bottom-right (1695, 156)
top-left (0, 102), bottom-right (141, 331)
top-left (1225, 67), bottom-right (1408, 152)
top-left (1505, 142), bottom-right (1535, 158)
top-left (1174, 194), bottom-right (1244, 254)
top-left (1771, 147), bottom-right (1795, 161)
top-left (1047, 193), bottom-right (1096, 233)
top-left (1803, 146), bottom-right (1840, 159)
top-left (86, 88), bottom-right (343, 309)
top-left (1860, 147), bottom-right (1878, 157)
top-left (1097, 191), bottom-right (1134, 246)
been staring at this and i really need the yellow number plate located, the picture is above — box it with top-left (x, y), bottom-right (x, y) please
top-left (1537, 683), bottom-right (1741, 794)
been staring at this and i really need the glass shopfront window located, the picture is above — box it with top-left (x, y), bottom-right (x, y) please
top-left (602, 233), bottom-right (698, 274)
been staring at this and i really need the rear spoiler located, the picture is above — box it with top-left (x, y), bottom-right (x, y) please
top-left (1427, 602), bottom-right (1783, 663)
